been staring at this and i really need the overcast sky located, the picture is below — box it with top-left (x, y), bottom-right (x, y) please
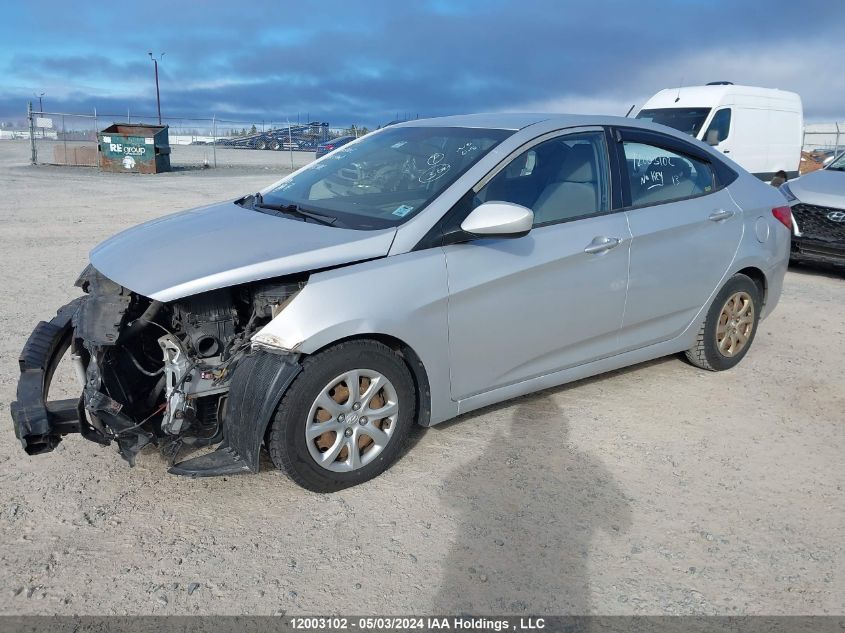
top-left (1, 0), bottom-right (842, 126)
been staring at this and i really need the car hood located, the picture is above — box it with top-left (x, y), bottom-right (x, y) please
top-left (789, 169), bottom-right (845, 209)
top-left (90, 201), bottom-right (397, 302)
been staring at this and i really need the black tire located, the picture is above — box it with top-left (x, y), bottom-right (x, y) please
top-left (685, 273), bottom-right (761, 371)
top-left (267, 340), bottom-right (416, 492)
top-left (255, 139), bottom-right (267, 150)
top-left (270, 140), bottom-right (281, 151)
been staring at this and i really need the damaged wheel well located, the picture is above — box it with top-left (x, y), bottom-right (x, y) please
top-left (309, 334), bottom-right (432, 427)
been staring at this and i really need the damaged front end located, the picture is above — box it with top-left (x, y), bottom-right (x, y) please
top-left (11, 265), bottom-right (304, 475)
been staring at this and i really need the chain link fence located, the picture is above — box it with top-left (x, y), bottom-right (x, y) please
top-left (28, 107), bottom-right (100, 167)
top-left (803, 122), bottom-right (844, 153)
top-left (801, 122), bottom-right (844, 174)
top-left (24, 103), bottom-right (370, 171)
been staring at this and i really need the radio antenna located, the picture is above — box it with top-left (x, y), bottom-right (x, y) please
top-left (674, 77), bottom-right (683, 103)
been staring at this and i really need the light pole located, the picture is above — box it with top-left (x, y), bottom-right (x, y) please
top-left (148, 52), bottom-right (164, 124)
top-left (35, 92), bottom-right (45, 137)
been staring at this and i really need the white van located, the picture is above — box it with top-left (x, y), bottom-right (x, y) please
top-left (636, 82), bottom-right (803, 180)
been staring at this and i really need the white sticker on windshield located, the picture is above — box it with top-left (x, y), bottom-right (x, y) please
top-left (392, 204), bottom-right (414, 217)
top-left (391, 141), bottom-right (407, 149)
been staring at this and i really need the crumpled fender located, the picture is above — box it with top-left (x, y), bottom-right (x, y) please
top-left (168, 348), bottom-right (302, 477)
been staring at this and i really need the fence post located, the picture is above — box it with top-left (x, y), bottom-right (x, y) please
top-left (62, 114), bottom-right (68, 165)
top-left (94, 107), bottom-right (99, 170)
top-left (212, 114), bottom-right (217, 168)
top-left (288, 121), bottom-right (294, 171)
top-left (28, 101), bottom-right (37, 165)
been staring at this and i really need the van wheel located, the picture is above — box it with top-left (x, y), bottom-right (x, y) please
top-left (685, 273), bottom-right (761, 371)
top-left (267, 340), bottom-right (416, 492)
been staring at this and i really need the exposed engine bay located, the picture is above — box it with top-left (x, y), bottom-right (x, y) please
top-left (14, 265), bottom-right (304, 469)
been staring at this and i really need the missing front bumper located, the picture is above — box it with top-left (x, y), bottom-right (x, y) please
top-left (10, 300), bottom-right (91, 454)
top-left (11, 301), bottom-right (302, 477)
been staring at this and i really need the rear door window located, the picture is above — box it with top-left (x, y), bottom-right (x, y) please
top-left (622, 141), bottom-right (715, 207)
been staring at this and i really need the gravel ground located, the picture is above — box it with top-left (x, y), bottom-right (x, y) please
top-left (0, 139), bottom-right (842, 616)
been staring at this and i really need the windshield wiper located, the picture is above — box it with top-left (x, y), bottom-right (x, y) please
top-left (252, 195), bottom-right (338, 227)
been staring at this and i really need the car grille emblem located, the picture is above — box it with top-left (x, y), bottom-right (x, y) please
top-left (827, 211), bottom-right (845, 222)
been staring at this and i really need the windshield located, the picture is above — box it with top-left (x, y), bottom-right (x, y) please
top-left (827, 151), bottom-right (845, 171)
top-left (636, 108), bottom-right (712, 137)
top-left (256, 126), bottom-right (513, 229)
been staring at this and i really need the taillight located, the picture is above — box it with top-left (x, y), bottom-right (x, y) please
top-left (324, 145), bottom-right (334, 151)
top-left (772, 205), bottom-right (792, 229)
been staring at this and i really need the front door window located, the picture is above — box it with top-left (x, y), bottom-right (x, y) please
top-left (477, 132), bottom-right (610, 226)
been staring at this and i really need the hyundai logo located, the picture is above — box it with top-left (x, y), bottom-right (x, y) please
top-left (827, 211), bottom-right (845, 223)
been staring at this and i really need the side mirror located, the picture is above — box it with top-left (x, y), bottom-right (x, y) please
top-left (460, 201), bottom-right (534, 238)
top-left (705, 130), bottom-right (720, 146)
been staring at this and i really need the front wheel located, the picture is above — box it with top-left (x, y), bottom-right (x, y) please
top-left (267, 340), bottom-right (416, 492)
top-left (685, 273), bottom-right (761, 371)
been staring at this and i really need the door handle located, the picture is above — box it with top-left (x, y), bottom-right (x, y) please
top-left (708, 209), bottom-right (735, 222)
top-left (584, 236), bottom-right (621, 254)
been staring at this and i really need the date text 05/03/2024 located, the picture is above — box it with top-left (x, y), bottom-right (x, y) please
top-left (288, 616), bottom-right (546, 631)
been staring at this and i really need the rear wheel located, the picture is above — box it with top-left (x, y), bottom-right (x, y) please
top-left (267, 340), bottom-right (416, 492)
top-left (685, 273), bottom-right (761, 371)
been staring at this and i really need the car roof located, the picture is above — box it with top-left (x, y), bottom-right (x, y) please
top-left (393, 112), bottom-right (689, 135)
top-left (390, 112), bottom-right (733, 166)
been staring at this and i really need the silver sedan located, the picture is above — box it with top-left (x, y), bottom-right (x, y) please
top-left (12, 114), bottom-right (791, 491)
top-left (780, 151), bottom-right (845, 266)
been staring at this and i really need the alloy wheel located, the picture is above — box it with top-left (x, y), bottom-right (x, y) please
top-left (305, 370), bottom-right (399, 472)
top-left (716, 291), bottom-right (755, 357)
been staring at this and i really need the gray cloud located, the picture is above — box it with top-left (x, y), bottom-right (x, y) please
top-left (2, 0), bottom-right (842, 124)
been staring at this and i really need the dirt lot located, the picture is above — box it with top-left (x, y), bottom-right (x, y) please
top-left (0, 139), bottom-right (842, 616)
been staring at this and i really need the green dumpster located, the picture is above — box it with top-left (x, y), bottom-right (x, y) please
top-left (98, 123), bottom-right (171, 173)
